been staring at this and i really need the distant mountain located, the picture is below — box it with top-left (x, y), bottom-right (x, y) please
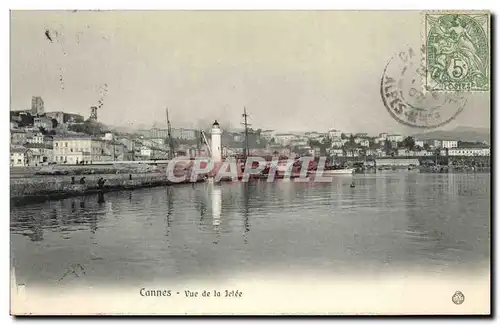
top-left (108, 125), bottom-right (142, 134)
top-left (410, 126), bottom-right (490, 142)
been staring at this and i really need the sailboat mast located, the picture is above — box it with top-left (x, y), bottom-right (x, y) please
top-left (242, 107), bottom-right (251, 160)
top-left (166, 108), bottom-right (174, 160)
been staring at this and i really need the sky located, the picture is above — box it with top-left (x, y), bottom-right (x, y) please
top-left (10, 10), bottom-right (490, 135)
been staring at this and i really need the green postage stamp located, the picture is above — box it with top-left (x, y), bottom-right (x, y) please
top-left (425, 12), bottom-right (490, 92)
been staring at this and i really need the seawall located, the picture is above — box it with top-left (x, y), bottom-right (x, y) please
top-left (10, 172), bottom-right (205, 206)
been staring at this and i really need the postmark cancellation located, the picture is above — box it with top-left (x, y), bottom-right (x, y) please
top-left (424, 12), bottom-right (490, 92)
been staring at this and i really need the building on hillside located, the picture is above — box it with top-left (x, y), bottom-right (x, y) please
top-left (53, 135), bottom-right (105, 164)
top-left (397, 149), bottom-right (413, 156)
top-left (26, 132), bottom-right (44, 144)
top-left (10, 147), bottom-right (33, 167)
top-left (305, 132), bottom-right (325, 141)
top-left (374, 149), bottom-right (387, 157)
top-left (414, 140), bottom-right (425, 148)
top-left (344, 148), bottom-right (362, 157)
top-left (102, 142), bottom-right (129, 161)
top-left (117, 137), bottom-right (136, 152)
top-left (428, 139), bottom-right (442, 148)
top-left (261, 130), bottom-right (275, 141)
top-left (10, 129), bottom-right (27, 145)
top-left (25, 143), bottom-right (54, 164)
top-left (34, 116), bottom-right (53, 130)
top-left (365, 149), bottom-right (377, 156)
top-left (447, 148), bottom-right (490, 156)
top-left (290, 138), bottom-right (309, 147)
top-left (43, 135), bottom-right (54, 147)
top-left (24, 143), bottom-right (53, 165)
top-left (441, 140), bottom-right (458, 149)
top-left (102, 133), bottom-right (114, 141)
top-left (331, 139), bottom-right (343, 148)
top-left (137, 138), bottom-right (169, 159)
top-left (412, 150), bottom-right (434, 157)
top-left (274, 133), bottom-right (297, 146)
top-left (328, 148), bottom-right (344, 156)
top-left (233, 134), bottom-right (243, 142)
top-left (328, 129), bottom-right (342, 139)
top-left (45, 111), bottom-right (64, 125)
top-left (149, 128), bottom-right (169, 139)
top-left (387, 134), bottom-right (403, 142)
top-left (140, 148), bottom-right (152, 158)
top-left (171, 128), bottom-right (197, 140)
top-left (359, 139), bottom-right (370, 147)
top-left (268, 145), bottom-right (292, 157)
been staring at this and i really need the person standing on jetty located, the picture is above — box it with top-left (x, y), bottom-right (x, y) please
top-left (98, 177), bottom-right (106, 189)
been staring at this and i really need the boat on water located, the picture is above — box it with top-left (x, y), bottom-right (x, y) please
top-left (274, 161), bottom-right (355, 177)
top-left (321, 168), bottom-right (355, 175)
top-left (307, 167), bottom-right (355, 177)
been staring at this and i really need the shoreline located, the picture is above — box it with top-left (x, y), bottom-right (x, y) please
top-left (10, 172), bottom-right (205, 206)
top-left (10, 169), bottom-right (490, 206)
top-left (10, 179), bottom-right (206, 206)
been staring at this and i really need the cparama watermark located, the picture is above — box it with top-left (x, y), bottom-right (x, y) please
top-left (165, 157), bottom-right (354, 183)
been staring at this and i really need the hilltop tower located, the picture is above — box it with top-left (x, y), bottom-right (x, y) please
top-left (31, 96), bottom-right (44, 115)
top-left (89, 106), bottom-right (98, 121)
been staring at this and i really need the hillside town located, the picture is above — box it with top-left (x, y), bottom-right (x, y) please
top-left (10, 96), bottom-right (491, 169)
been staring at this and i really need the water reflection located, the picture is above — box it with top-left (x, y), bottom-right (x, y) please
top-left (165, 187), bottom-right (173, 237)
top-left (242, 183), bottom-right (251, 244)
top-left (98, 192), bottom-right (105, 205)
top-left (211, 184), bottom-right (221, 244)
top-left (11, 194), bottom-right (111, 241)
top-left (10, 173), bottom-right (490, 286)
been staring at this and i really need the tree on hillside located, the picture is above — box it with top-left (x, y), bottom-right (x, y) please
top-left (309, 139), bottom-right (321, 147)
top-left (384, 139), bottom-right (392, 155)
top-left (402, 136), bottom-right (415, 153)
top-left (18, 113), bottom-right (34, 127)
top-left (51, 118), bottom-right (58, 128)
top-left (164, 137), bottom-right (179, 152)
top-left (321, 137), bottom-right (332, 147)
top-left (402, 136), bottom-right (415, 150)
top-left (68, 120), bottom-right (109, 135)
top-left (369, 140), bottom-right (379, 149)
top-left (293, 146), bottom-right (310, 156)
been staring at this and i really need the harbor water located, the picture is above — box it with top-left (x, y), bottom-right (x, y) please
top-left (10, 172), bottom-right (490, 289)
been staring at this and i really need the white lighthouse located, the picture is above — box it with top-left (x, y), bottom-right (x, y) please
top-left (211, 120), bottom-right (222, 163)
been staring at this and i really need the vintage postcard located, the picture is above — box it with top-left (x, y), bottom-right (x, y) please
top-left (10, 10), bottom-right (491, 315)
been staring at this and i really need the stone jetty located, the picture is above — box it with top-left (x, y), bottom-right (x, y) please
top-left (10, 172), bottom-right (205, 205)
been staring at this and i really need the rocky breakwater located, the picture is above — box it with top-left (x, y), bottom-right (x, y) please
top-left (11, 171), bottom-right (205, 205)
